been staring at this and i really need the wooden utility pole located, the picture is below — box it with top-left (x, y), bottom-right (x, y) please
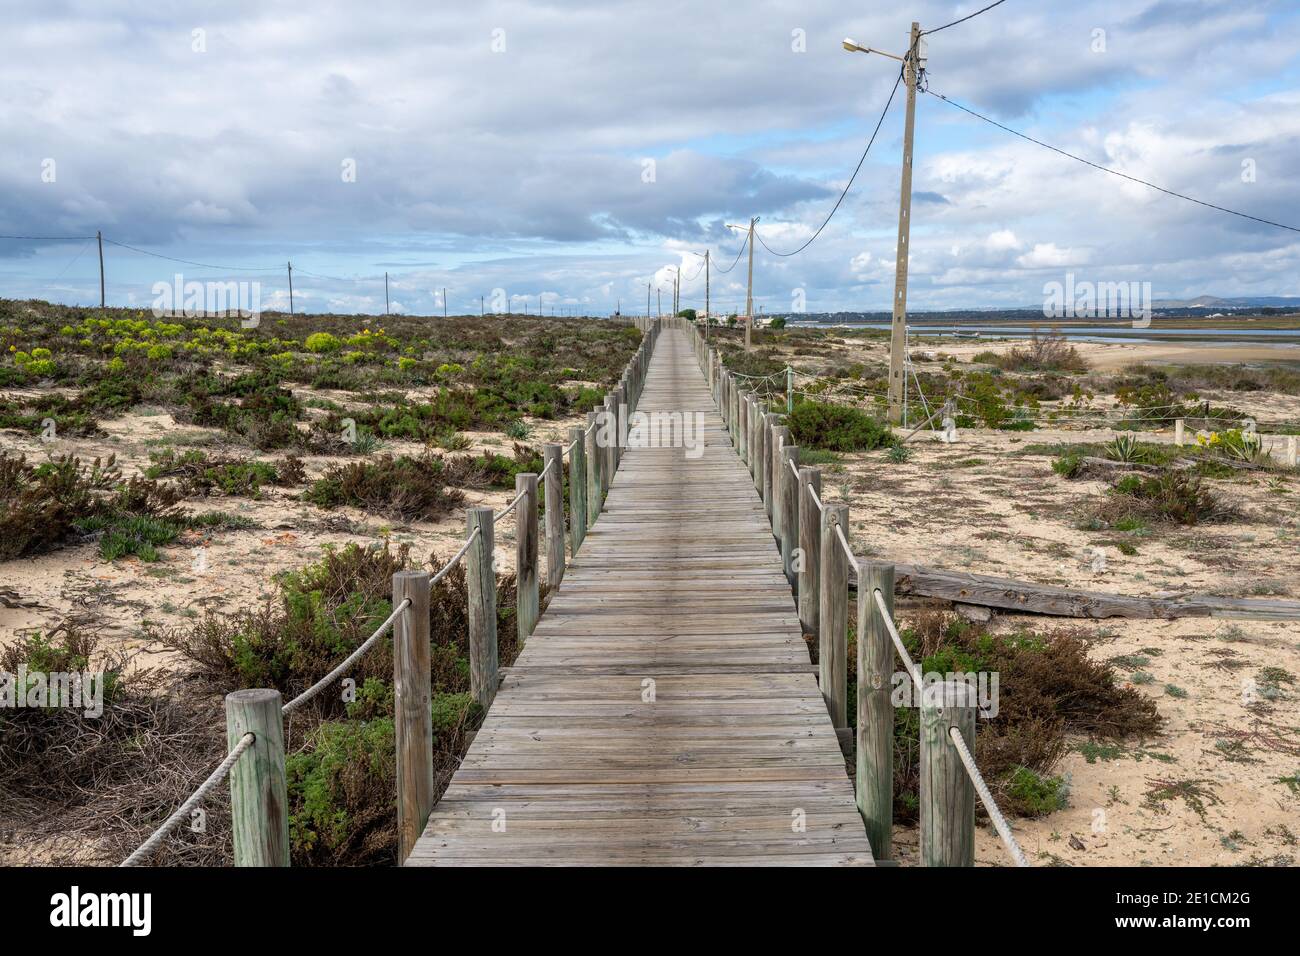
top-left (673, 269), bottom-right (679, 315)
top-left (96, 231), bottom-right (105, 307)
top-left (744, 216), bottom-right (757, 351)
top-left (443, 288), bottom-right (447, 318)
top-left (646, 282), bottom-right (651, 318)
top-left (481, 294), bottom-right (484, 315)
top-left (704, 249), bottom-right (710, 342)
top-left (657, 287), bottom-right (661, 317)
top-left (287, 261), bottom-right (294, 315)
top-left (384, 272), bottom-right (389, 315)
top-left (888, 22), bottom-right (921, 425)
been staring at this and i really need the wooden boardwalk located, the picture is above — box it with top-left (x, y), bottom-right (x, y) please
top-left (407, 328), bottom-right (873, 866)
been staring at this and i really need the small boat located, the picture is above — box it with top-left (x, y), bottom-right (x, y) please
top-left (950, 330), bottom-right (982, 339)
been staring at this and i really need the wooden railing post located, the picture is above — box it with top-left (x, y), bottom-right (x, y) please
top-left (466, 506), bottom-right (497, 710)
top-left (738, 392), bottom-right (749, 463)
top-left (614, 385), bottom-right (627, 469)
top-left (780, 445), bottom-right (799, 586)
top-left (760, 412), bottom-right (774, 511)
top-left (514, 474), bottom-right (539, 641)
top-left (225, 689), bottom-right (289, 867)
top-left (818, 503), bottom-right (850, 738)
top-left (585, 411), bottom-right (601, 526)
top-left (602, 396), bottom-right (616, 488)
top-left (393, 569), bottom-right (433, 863)
top-left (921, 680), bottom-right (977, 867)
top-left (857, 562), bottom-right (895, 860)
top-left (569, 426), bottom-right (586, 553)
top-left (543, 444), bottom-right (565, 589)
top-left (797, 466), bottom-right (822, 637)
top-left (770, 422), bottom-right (789, 540)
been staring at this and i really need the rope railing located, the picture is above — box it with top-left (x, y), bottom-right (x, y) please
top-left (116, 320), bottom-right (664, 868)
top-left (120, 732), bottom-right (256, 867)
top-left (695, 318), bottom-right (1037, 868)
top-left (947, 724), bottom-right (1032, 868)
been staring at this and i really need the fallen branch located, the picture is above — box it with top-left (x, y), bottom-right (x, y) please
top-left (849, 564), bottom-right (1300, 621)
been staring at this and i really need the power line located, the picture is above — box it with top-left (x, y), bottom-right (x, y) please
top-left (0, 234), bottom-right (97, 241)
top-left (101, 238), bottom-right (285, 271)
top-left (753, 67), bottom-right (905, 257)
top-left (926, 87), bottom-right (1300, 235)
top-left (52, 239), bottom-right (95, 281)
top-left (922, 0), bottom-right (1009, 36)
top-left (711, 232), bottom-right (751, 274)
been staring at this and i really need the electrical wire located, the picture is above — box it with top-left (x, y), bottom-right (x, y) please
top-left (0, 234), bottom-right (97, 241)
top-left (922, 0), bottom-right (1009, 36)
top-left (711, 232), bottom-right (751, 275)
top-left (753, 67), bottom-right (905, 257)
top-left (101, 238), bottom-right (285, 271)
top-left (926, 88), bottom-right (1300, 235)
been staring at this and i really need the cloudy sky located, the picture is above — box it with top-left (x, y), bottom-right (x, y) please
top-left (1, 0), bottom-right (1298, 316)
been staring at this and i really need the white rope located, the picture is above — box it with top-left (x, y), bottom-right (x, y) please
top-left (540, 456), bottom-right (558, 480)
top-left (282, 597), bottom-right (411, 717)
top-left (788, 457), bottom-right (800, 480)
top-left (120, 732), bottom-right (256, 867)
top-left (834, 522), bottom-right (856, 566)
top-left (433, 526), bottom-right (480, 585)
top-left (947, 725), bottom-right (1031, 867)
top-left (872, 588), bottom-right (922, 691)
top-left (495, 486), bottom-right (529, 520)
top-left (807, 484), bottom-right (823, 512)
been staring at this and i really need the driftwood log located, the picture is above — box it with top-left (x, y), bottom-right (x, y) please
top-left (849, 564), bottom-right (1300, 621)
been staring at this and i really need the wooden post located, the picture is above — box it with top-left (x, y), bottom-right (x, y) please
top-left (225, 689), bottom-right (289, 867)
top-left (569, 426), bottom-right (586, 553)
top-left (585, 412), bottom-right (600, 527)
top-left (1175, 418), bottom-right (1185, 446)
top-left (466, 506), bottom-right (497, 710)
top-left (393, 570), bottom-right (433, 863)
top-left (738, 393), bottom-right (749, 463)
top-left (780, 445), bottom-right (799, 587)
top-left (1288, 435), bottom-right (1297, 468)
top-left (921, 680), bottom-right (977, 867)
top-left (760, 413), bottom-right (774, 513)
top-left (857, 562), bottom-right (895, 860)
top-left (818, 503), bottom-right (849, 734)
top-left (602, 396), bottom-right (616, 488)
top-left (770, 423), bottom-right (789, 540)
top-left (514, 473), bottom-right (539, 641)
top-left (543, 444), bottom-right (565, 589)
top-left (797, 466), bottom-right (822, 637)
top-left (614, 385), bottom-right (627, 469)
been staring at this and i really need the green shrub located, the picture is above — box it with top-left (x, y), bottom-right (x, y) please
top-left (1006, 767), bottom-right (1071, 816)
top-left (303, 453), bottom-right (465, 520)
top-left (305, 332), bottom-right (342, 353)
top-left (787, 399), bottom-right (895, 452)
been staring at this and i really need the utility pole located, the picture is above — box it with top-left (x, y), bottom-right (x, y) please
top-left (481, 294), bottom-right (484, 316)
top-left (887, 21), bottom-right (922, 425)
top-left (657, 288), bottom-right (661, 317)
top-left (704, 249), bottom-right (710, 343)
top-left (443, 288), bottom-right (447, 318)
top-left (646, 282), bottom-right (651, 318)
top-left (744, 216), bottom-right (756, 350)
top-left (96, 230), bottom-right (105, 308)
top-left (384, 272), bottom-right (389, 315)
top-left (287, 261), bottom-right (294, 315)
